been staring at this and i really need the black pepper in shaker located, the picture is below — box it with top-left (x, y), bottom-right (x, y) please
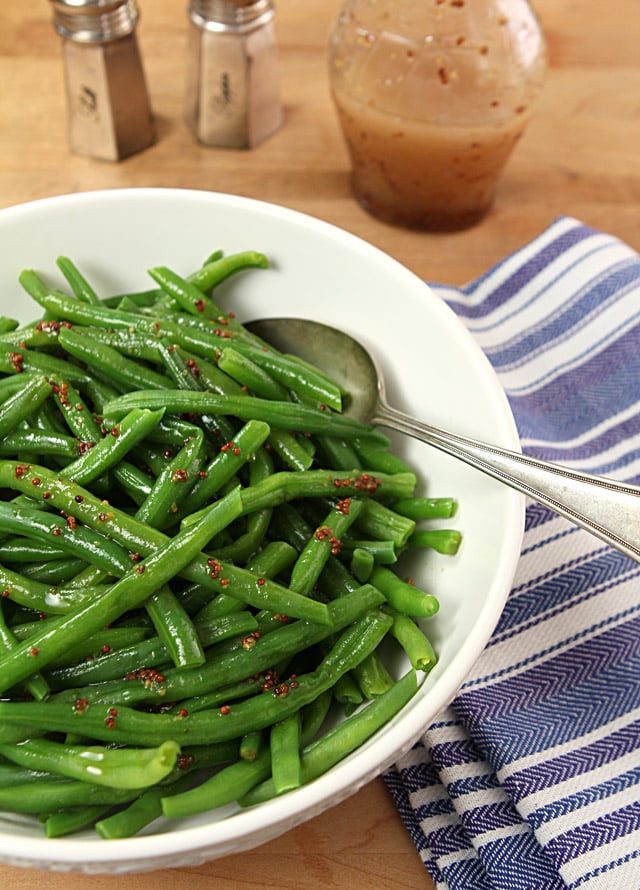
top-left (185, 0), bottom-right (284, 149)
top-left (49, 0), bottom-right (156, 162)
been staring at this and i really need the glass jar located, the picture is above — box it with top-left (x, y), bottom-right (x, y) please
top-left (328, 0), bottom-right (546, 230)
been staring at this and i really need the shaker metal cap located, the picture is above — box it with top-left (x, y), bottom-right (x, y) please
top-left (50, 0), bottom-right (140, 43)
top-left (188, 0), bottom-right (275, 33)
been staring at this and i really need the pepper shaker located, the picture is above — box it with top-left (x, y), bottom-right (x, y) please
top-left (49, 0), bottom-right (155, 162)
top-left (185, 0), bottom-right (284, 149)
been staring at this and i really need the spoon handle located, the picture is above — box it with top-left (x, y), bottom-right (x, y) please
top-left (374, 401), bottom-right (640, 563)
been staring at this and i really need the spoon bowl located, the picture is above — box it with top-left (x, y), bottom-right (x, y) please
top-left (248, 317), bottom-right (640, 564)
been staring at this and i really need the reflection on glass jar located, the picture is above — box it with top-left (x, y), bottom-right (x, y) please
top-left (329, 0), bottom-right (547, 230)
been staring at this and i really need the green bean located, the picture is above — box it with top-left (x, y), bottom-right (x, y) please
top-left (79, 374), bottom-right (119, 413)
top-left (387, 610), bottom-right (437, 673)
top-left (56, 256), bottom-right (101, 305)
top-left (187, 250), bottom-right (269, 296)
top-left (167, 676), bottom-right (267, 716)
top-left (17, 558), bottom-right (89, 587)
top-left (271, 502), bottom-right (367, 603)
top-left (0, 761), bottom-right (59, 788)
top-left (178, 347), bottom-right (246, 397)
top-left (60, 407), bottom-right (165, 486)
top-left (0, 375), bottom-right (36, 401)
top-left (63, 563), bottom-right (110, 591)
top-left (369, 566), bottom-right (439, 618)
top-left (0, 485), bottom-right (243, 695)
top-left (245, 540), bottom-right (298, 580)
top-left (193, 539), bottom-right (296, 625)
top-left (112, 460), bottom-right (153, 505)
top-left (0, 429), bottom-right (78, 459)
top-left (227, 338), bottom-right (343, 413)
top-left (350, 546), bottom-right (375, 582)
top-left (102, 288), bottom-right (162, 309)
top-left (240, 669), bottom-right (418, 807)
top-left (393, 496), bottom-right (458, 520)
top-left (161, 748), bottom-right (272, 820)
top-left (270, 712), bottom-right (301, 794)
top-left (94, 775), bottom-right (193, 839)
top-left (217, 346), bottom-right (289, 401)
top-left (0, 317), bottom-right (19, 335)
top-left (0, 322), bottom-right (58, 350)
top-left (299, 690), bottom-right (332, 746)
top-left (103, 389), bottom-right (384, 442)
top-left (354, 499), bottom-right (416, 549)
top-left (316, 434), bottom-right (360, 471)
top-left (353, 438), bottom-right (413, 475)
top-left (0, 780), bottom-right (139, 813)
top-left (32, 291), bottom-right (347, 424)
top-left (0, 738), bottom-right (180, 789)
top-left (238, 469), bottom-right (417, 514)
top-left (0, 537), bottom-right (68, 563)
top-left (0, 672), bottom-right (317, 747)
top-left (26, 624), bottom-right (151, 670)
top-left (408, 528), bottom-right (462, 555)
top-left (30, 290), bottom-right (238, 361)
top-left (239, 730), bottom-right (264, 762)
top-left (58, 326), bottom-right (169, 392)
top-left (50, 584), bottom-right (384, 710)
top-left (208, 442), bottom-right (273, 563)
top-left (333, 673), bottom-right (364, 713)
top-left (176, 419), bottom-right (270, 517)
top-left (148, 262), bottom-right (236, 320)
top-left (0, 600), bottom-right (50, 701)
top-left (48, 375), bottom-right (104, 442)
top-left (157, 342), bottom-right (237, 443)
top-left (344, 539), bottom-right (397, 566)
top-left (92, 742), bottom-right (236, 838)
top-left (0, 460), bottom-right (334, 626)
top-left (134, 428), bottom-right (205, 529)
top-left (0, 376), bottom-right (51, 437)
top-left (145, 584), bottom-right (205, 670)
top-left (0, 501), bottom-right (133, 577)
top-left (0, 343), bottom-right (87, 383)
top-left (45, 805), bottom-right (113, 838)
top-left (266, 429), bottom-right (315, 471)
top-left (47, 611), bottom-right (257, 689)
top-left (352, 651), bottom-right (394, 698)
top-left (70, 326), bottom-right (163, 363)
top-left (288, 499), bottom-right (364, 597)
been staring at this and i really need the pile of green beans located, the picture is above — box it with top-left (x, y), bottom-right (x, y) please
top-left (0, 249), bottom-right (461, 840)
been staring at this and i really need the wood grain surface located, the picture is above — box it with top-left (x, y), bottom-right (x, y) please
top-left (0, 0), bottom-right (638, 886)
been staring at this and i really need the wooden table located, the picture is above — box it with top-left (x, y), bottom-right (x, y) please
top-left (0, 1), bottom-right (638, 887)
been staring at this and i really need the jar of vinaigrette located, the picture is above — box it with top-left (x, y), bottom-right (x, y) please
top-left (329, 0), bottom-right (546, 230)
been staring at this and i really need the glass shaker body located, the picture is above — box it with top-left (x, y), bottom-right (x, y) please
top-left (329, 0), bottom-right (546, 230)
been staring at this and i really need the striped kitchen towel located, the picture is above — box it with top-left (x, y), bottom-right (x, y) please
top-left (385, 217), bottom-right (640, 890)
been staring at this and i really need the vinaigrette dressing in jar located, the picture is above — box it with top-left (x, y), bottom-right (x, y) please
top-left (329, 0), bottom-right (546, 230)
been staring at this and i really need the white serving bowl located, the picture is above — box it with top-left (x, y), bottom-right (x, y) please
top-left (0, 189), bottom-right (524, 873)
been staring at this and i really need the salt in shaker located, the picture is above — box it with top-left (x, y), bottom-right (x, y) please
top-left (49, 0), bottom-right (156, 162)
top-left (185, 0), bottom-right (284, 149)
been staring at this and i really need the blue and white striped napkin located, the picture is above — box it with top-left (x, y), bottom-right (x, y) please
top-left (384, 217), bottom-right (640, 890)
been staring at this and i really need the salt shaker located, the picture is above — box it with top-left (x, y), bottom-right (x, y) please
top-left (329, 0), bottom-right (547, 230)
top-left (185, 0), bottom-right (284, 149)
top-left (49, 0), bottom-right (155, 162)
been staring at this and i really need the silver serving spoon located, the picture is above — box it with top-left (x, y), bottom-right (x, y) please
top-left (247, 317), bottom-right (640, 564)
